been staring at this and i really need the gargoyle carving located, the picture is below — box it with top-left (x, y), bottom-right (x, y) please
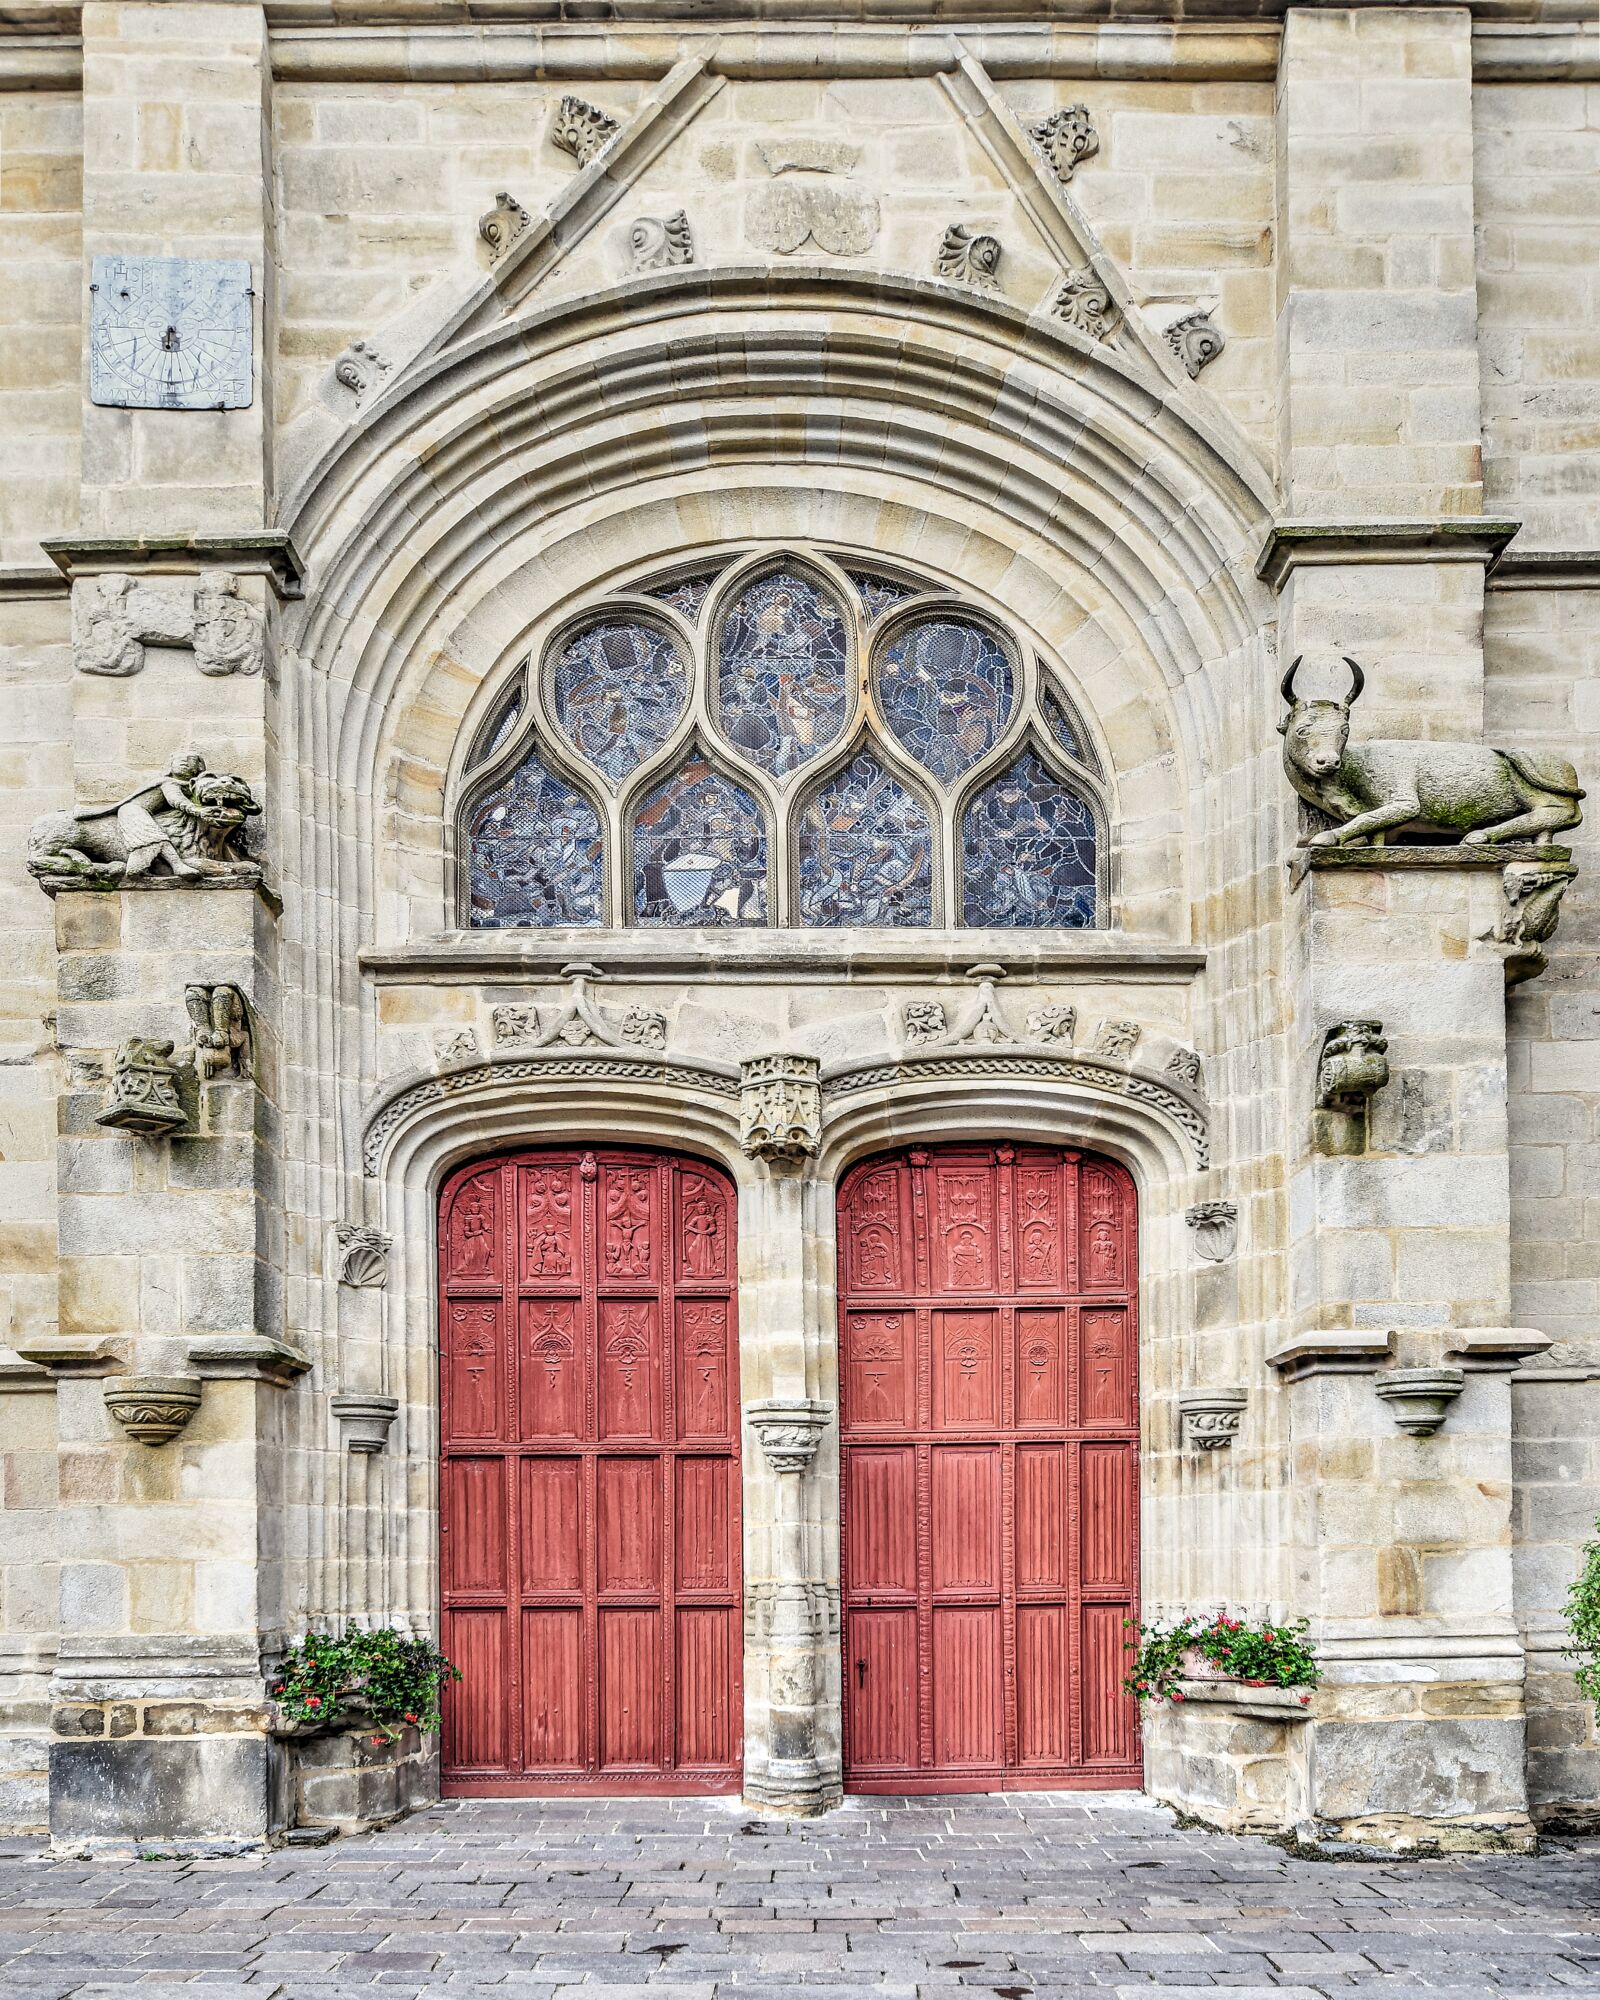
top-left (97, 1037), bottom-right (189, 1135)
top-left (1483, 858), bottom-right (1578, 986)
top-left (185, 984), bottom-right (251, 1081)
top-left (1280, 657), bottom-right (1585, 849)
top-left (1316, 1020), bottom-right (1389, 1114)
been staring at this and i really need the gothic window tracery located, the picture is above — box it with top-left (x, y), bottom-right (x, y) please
top-left (459, 547), bottom-right (1106, 928)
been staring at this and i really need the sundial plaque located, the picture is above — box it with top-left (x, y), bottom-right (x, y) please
top-left (89, 255), bottom-right (254, 411)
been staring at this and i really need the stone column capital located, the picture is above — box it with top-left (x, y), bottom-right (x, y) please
top-left (746, 1398), bottom-right (832, 1474)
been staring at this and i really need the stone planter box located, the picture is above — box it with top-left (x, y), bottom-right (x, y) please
top-left (1142, 1680), bottom-right (1315, 1835)
top-left (267, 1704), bottom-right (437, 1838)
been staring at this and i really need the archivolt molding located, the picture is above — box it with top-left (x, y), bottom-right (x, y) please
top-left (822, 1046), bottom-right (1209, 1168)
top-left (361, 1051), bottom-right (741, 1178)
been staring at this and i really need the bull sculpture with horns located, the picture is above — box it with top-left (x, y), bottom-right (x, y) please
top-left (1278, 656), bottom-right (1584, 849)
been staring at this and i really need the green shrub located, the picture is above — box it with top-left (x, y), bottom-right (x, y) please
top-left (1123, 1610), bottom-right (1319, 1705)
top-left (271, 1627), bottom-right (460, 1742)
top-left (1564, 1528), bottom-right (1600, 1712)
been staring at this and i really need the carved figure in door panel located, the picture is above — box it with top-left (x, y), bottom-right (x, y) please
top-left (439, 1148), bottom-right (741, 1795)
top-left (837, 1143), bottom-right (1139, 1794)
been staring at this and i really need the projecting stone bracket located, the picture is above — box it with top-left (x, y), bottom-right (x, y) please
top-left (1178, 1388), bottom-right (1248, 1451)
top-left (103, 1374), bottom-right (203, 1446)
top-left (1372, 1366), bottom-right (1465, 1438)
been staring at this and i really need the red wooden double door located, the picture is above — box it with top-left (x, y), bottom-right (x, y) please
top-left (439, 1140), bottom-right (1139, 1796)
top-left (439, 1147), bottom-right (742, 1794)
top-left (839, 1144), bottom-right (1141, 1791)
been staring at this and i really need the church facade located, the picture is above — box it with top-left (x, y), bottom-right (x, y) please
top-left (1, 0), bottom-right (1597, 1851)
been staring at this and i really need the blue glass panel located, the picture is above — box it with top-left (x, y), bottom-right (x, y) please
top-left (845, 569), bottom-right (918, 623)
top-left (552, 619), bottom-right (687, 784)
top-left (715, 571), bottom-right (850, 777)
top-left (469, 681), bottom-right (523, 768)
top-left (633, 757), bottom-right (768, 926)
top-left (467, 743), bottom-right (602, 928)
top-left (643, 572), bottom-right (720, 621)
top-left (797, 751), bottom-right (933, 928)
top-left (1041, 679), bottom-right (1096, 770)
top-left (962, 749), bottom-right (1096, 929)
top-left (876, 617), bottom-right (1014, 781)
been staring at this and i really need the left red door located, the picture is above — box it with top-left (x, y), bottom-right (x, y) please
top-left (439, 1147), bottom-right (742, 1795)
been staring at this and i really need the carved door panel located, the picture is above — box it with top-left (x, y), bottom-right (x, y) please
top-left (440, 1148), bottom-right (741, 1795)
top-left (839, 1144), bottom-right (1139, 1793)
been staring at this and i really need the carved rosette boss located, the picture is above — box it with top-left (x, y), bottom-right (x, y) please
top-left (739, 1054), bottom-right (822, 1165)
top-left (745, 1398), bottom-right (833, 1813)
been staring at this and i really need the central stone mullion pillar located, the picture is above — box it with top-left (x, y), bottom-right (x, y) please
top-left (737, 1054), bottom-right (836, 1813)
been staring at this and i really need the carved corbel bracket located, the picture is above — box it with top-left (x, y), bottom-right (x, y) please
top-left (1373, 1366), bottom-right (1465, 1438)
top-left (746, 1398), bottom-right (832, 1476)
top-left (1178, 1387), bottom-right (1247, 1452)
top-left (1482, 858), bottom-right (1578, 987)
top-left (331, 1393), bottom-right (400, 1455)
top-left (104, 1374), bottom-right (202, 1446)
top-left (739, 1054), bottom-right (822, 1166)
top-left (96, 1036), bottom-right (192, 1135)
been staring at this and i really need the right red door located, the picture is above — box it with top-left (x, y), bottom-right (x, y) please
top-left (838, 1143), bottom-right (1141, 1792)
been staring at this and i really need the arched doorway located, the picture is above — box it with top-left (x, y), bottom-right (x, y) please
top-left (837, 1143), bottom-right (1140, 1792)
top-left (438, 1146), bottom-right (742, 1795)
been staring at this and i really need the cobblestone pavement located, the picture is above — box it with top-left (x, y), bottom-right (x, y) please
top-left (3, 1793), bottom-right (1600, 1999)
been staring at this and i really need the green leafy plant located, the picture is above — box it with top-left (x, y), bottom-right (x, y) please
top-left (271, 1627), bottom-right (460, 1744)
top-left (1123, 1610), bottom-right (1320, 1705)
top-left (1564, 1527), bottom-right (1600, 1712)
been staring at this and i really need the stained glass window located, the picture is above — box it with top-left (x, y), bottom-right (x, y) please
top-left (633, 757), bottom-right (768, 926)
top-left (467, 742), bottom-right (603, 928)
top-left (552, 619), bottom-right (687, 783)
top-left (962, 750), bottom-right (1097, 928)
top-left (715, 571), bottom-right (850, 777)
top-left (1041, 678), bottom-right (1096, 770)
top-left (644, 572), bottom-right (720, 621)
top-left (876, 617), bottom-right (1014, 781)
top-left (797, 751), bottom-right (933, 928)
top-left (846, 569), bottom-right (918, 623)
top-left (469, 680), bottom-right (524, 768)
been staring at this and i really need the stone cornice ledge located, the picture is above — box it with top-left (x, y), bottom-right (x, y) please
top-left (1257, 519), bottom-right (1521, 593)
top-left (0, 563), bottom-right (68, 602)
top-left (1289, 840), bottom-right (1564, 889)
top-left (188, 1334), bottom-right (313, 1385)
top-left (1489, 549), bottom-right (1600, 591)
top-left (1268, 1327), bottom-right (1391, 1382)
top-left (362, 932), bottom-right (1205, 986)
top-left (41, 533), bottom-right (307, 602)
top-left (1168, 1681), bottom-right (1314, 1721)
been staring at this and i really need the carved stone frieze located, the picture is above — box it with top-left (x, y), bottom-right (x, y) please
top-left (739, 1054), bottom-right (822, 1164)
top-left (747, 182), bottom-right (879, 257)
top-left (335, 1224), bottom-right (391, 1289)
top-left (902, 1000), bottom-right (947, 1047)
top-left (1094, 1019), bottom-right (1141, 1062)
top-left (1482, 858), bottom-right (1579, 986)
top-left (97, 1036), bottom-right (190, 1135)
top-left (1027, 103), bottom-right (1099, 183)
top-left (478, 191), bottom-right (531, 262)
top-left (630, 210), bottom-right (694, 271)
top-left (1026, 1003), bottom-right (1076, 1044)
top-left (332, 338), bottom-right (389, 402)
top-left (936, 223), bottom-right (1002, 293)
top-left (1165, 1046), bottom-right (1204, 1093)
top-left (1185, 1200), bottom-right (1238, 1263)
top-left (1178, 1388), bottom-right (1247, 1451)
top-left (491, 966), bottom-right (667, 1052)
top-left (103, 1375), bottom-right (203, 1446)
top-left (28, 753), bottom-right (262, 894)
top-left (1166, 308), bottom-right (1225, 377)
top-left (1316, 1020), bottom-right (1389, 1114)
top-left (746, 1398), bottom-right (832, 1475)
top-left (434, 1028), bottom-right (480, 1069)
top-left (185, 983), bottom-right (251, 1081)
top-left (1049, 268), bottom-right (1117, 341)
top-left (551, 94), bottom-right (620, 167)
top-left (1281, 655), bottom-right (1585, 850)
top-left (73, 571), bottom-right (263, 678)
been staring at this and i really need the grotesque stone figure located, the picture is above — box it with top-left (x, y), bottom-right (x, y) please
top-left (1280, 656), bottom-right (1585, 848)
top-left (27, 753), bottom-right (262, 890)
